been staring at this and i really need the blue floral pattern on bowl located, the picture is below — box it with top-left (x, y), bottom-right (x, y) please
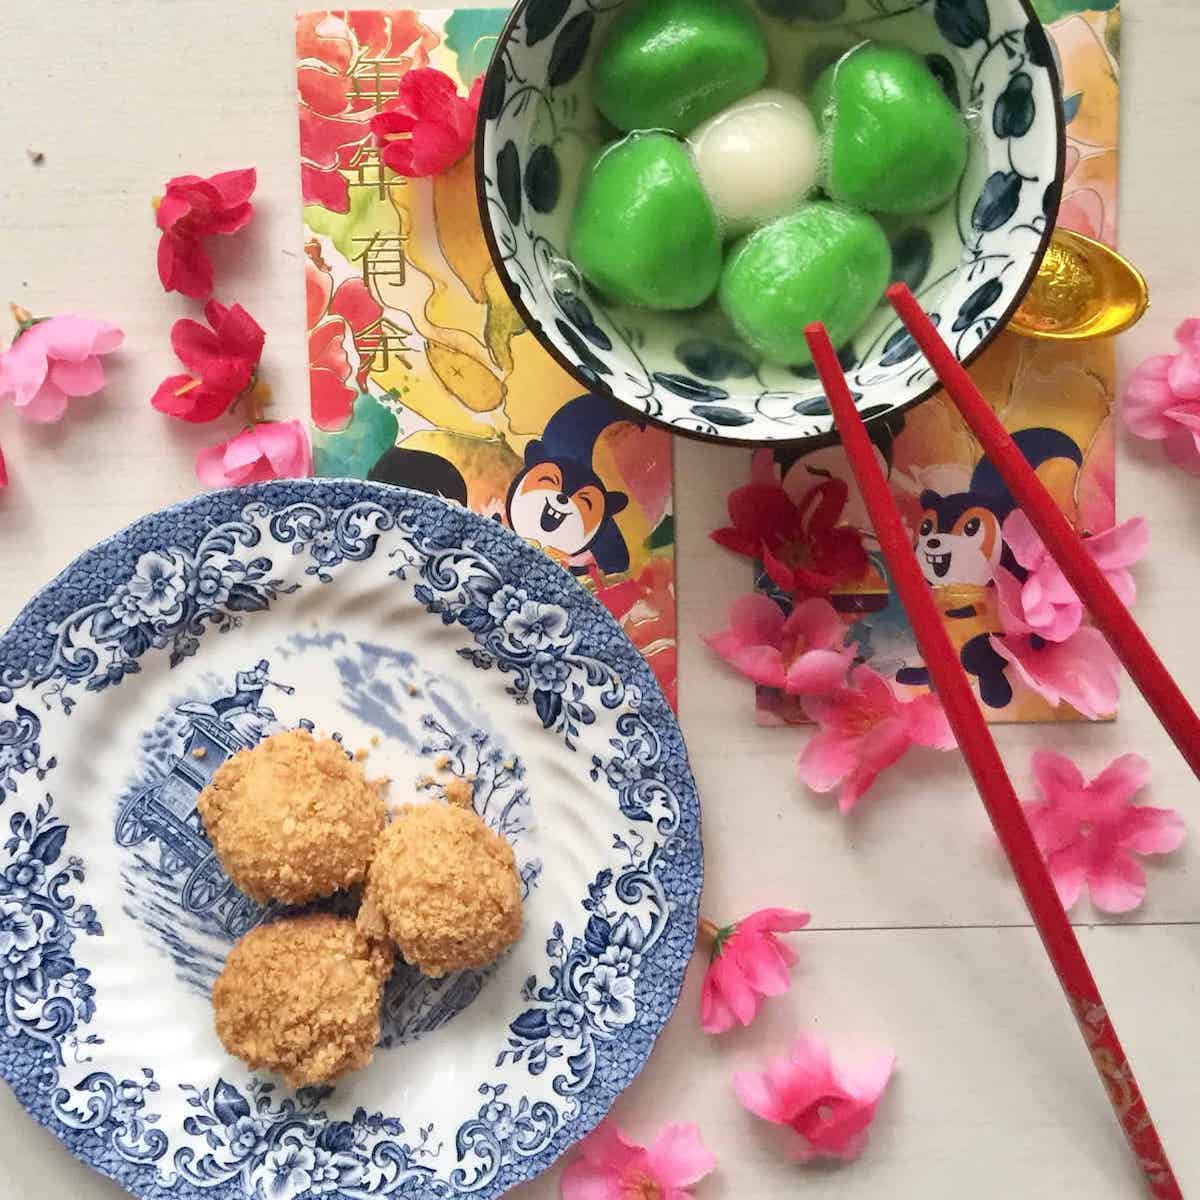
top-left (0, 481), bottom-right (702, 1200)
top-left (476, 0), bottom-right (1064, 444)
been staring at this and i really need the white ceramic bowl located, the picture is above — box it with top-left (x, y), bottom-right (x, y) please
top-left (476, 0), bottom-right (1065, 446)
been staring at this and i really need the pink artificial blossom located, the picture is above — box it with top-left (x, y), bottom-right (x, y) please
top-left (1022, 750), bottom-right (1185, 913)
top-left (734, 1034), bottom-right (895, 1162)
top-left (993, 511), bottom-right (1149, 643)
top-left (798, 665), bottom-right (955, 813)
top-left (195, 421), bottom-right (312, 489)
top-left (561, 1122), bottom-right (716, 1200)
top-left (706, 595), bottom-right (853, 695)
top-left (700, 908), bottom-right (810, 1034)
top-left (1124, 319), bottom-right (1200, 473)
top-left (990, 625), bottom-right (1120, 720)
top-left (0, 311), bottom-right (123, 422)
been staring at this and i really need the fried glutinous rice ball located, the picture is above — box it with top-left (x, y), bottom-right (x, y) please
top-left (357, 803), bottom-right (523, 977)
top-left (213, 913), bottom-right (393, 1087)
top-left (197, 729), bottom-right (386, 905)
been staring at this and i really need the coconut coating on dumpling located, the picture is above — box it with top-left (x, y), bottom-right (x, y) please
top-left (212, 913), bottom-right (393, 1087)
top-left (357, 802), bottom-right (523, 977)
top-left (197, 729), bottom-right (386, 905)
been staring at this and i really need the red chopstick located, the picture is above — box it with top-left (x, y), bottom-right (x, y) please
top-left (806, 322), bottom-right (1182, 1200)
top-left (888, 282), bottom-right (1200, 779)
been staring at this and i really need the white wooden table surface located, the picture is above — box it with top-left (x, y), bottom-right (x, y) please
top-left (1, 2), bottom-right (1198, 1196)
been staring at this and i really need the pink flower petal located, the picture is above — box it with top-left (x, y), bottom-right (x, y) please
top-left (992, 628), bottom-right (1120, 719)
top-left (1045, 842), bottom-right (1089, 910)
top-left (707, 951), bottom-right (760, 1027)
top-left (993, 567), bottom-right (1033, 635)
top-left (784, 648), bottom-right (850, 695)
top-left (48, 356), bottom-right (105, 397)
top-left (1163, 430), bottom-right (1200, 474)
top-left (1118, 806), bottom-right (1187, 856)
top-left (706, 635), bottom-right (786, 689)
top-left (1024, 796), bottom-right (1084, 856)
top-left (1087, 853), bottom-right (1147, 914)
top-left (1087, 517), bottom-right (1150, 571)
top-left (1123, 356), bottom-right (1175, 440)
top-left (1032, 749), bottom-right (1085, 799)
top-left (849, 664), bottom-right (899, 714)
top-left (797, 728), bottom-right (859, 795)
top-left (0, 336), bottom-right (50, 406)
top-left (561, 1159), bottom-right (622, 1200)
top-left (733, 934), bottom-right (794, 997)
top-left (699, 972), bottom-right (737, 1035)
top-left (903, 694), bottom-right (955, 750)
top-left (577, 1124), bottom-right (641, 1171)
top-left (15, 379), bottom-right (68, 422)
top-left (837, 1051), bottom-right (897, 1106)
top-left (1001, 511), bottom-right (1045, 570)
top-left (644, 1125), bottom-right (716, 1190)
top-left (1086, 753), bottom-right (1149, 807)
top-left (37, 315), bottom-right (123, 359)
top-left (729, 593), bottom-right (786, 643)
top-left (1167, 350), bottom-right (1200, 401)
top-left (739, 908), bottom-right (811, 937)
top-left (734, 1068), bottom-right (782, 1123)
top-left (196, 442), bottom-right (238, 487)
top-left (258, 420), bottom-right (313, 477)
top-left (782, 596), bottom-right (844, 651)
top-left (1174, 317), bottom-right (1200, 356)
top-left (838, 720), bottom-right (911, 813)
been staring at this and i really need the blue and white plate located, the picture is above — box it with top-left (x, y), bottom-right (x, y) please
top-left (0, 481), bottom-right (701, 1199)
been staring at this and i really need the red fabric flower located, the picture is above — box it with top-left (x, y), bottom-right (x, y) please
top-left (297, 11), bottom-right (439, 212)
top-left (155, 169), bottom-right (256, 298)
top-left (306, 250), bottom-right (384, 431)
top-left (712, 477), bottom-right (869, 597)
top-left (151, 301), bottom-right (265, 423)
top-left (0, 445), bottom-right (8, 489)
top-left (371, 68), bottom-right (483, 178)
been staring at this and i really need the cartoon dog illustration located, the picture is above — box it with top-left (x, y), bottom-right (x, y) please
top-left (505, 393), bottom-right (631, 574)
top-left (898, 428), bottom-right (1084, 708)
top-left (368, 393), bottom-right (634, 575)
top-left (912, 428), bottom-right (1083, 588)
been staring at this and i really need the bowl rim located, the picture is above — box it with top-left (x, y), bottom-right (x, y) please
top-left (474, 0), bottom-right (1067, 451)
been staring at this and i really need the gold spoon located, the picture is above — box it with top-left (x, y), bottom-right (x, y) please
top-left (1010, 227), bottom-right (1149, 342)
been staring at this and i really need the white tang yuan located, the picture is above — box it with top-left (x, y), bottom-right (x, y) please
top-left (690, 89), bottom-right (821, 237)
